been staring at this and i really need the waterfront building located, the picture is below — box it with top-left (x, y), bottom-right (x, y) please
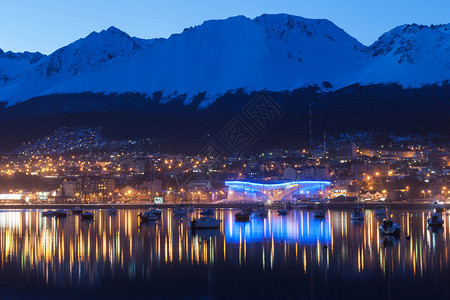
top-left (225, 180), bottom-right (331, 202)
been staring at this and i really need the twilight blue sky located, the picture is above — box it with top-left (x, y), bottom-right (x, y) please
top-left (0, 0), bottom-right (449, 54)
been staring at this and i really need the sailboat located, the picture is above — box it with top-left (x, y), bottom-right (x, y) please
top-left (350, 180), bottom-right (364, 221)
top-left (428, 188), bottom-right (444, 227)
top-left (379, 172), bottom-right (401, 235)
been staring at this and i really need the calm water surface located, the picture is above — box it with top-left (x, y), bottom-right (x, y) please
top-left (0, 208), bottom-right (449, 299)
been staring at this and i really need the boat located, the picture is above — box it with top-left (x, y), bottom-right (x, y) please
top-left (235, 211), bottom-right (251, 221)
top-left (253, 208), bottom-right (268, 217)
top-left (374, 205), bottom-right (387, 215)
top-left (350, 205), bottom-right (365, 220)
top-left (173, 207), bottom-right (188, 216)
top-left (139, 211), bottom-right (158, 222)
top-left (200, 208), bottom-right (215, 216)
top-left (107, 207), bottom-right (117, 215)
top-left (190, 216), bottom-right (221, 229)
top-left (379, 176), bottom-right (401, 235)
top-left (350, 181), bottom-right (364, 221)
top-left (277, 209), bottom-right (289, 216)
top-left (54, 209), bottom-right (68, 217)
top-left (41, 210), bottom-right (55, 216)
top-left (81, 211), bottom-right (95, 220)
top-left (313, 204), bottom-right (326, 218)
top-left (379, 219), bottom-right (401, 235)
top-left (434, 202), bottom-right (445, 213)
top-left (71, 207), bottom-right (83, 214)
top-left (428, 213), bottom-right (444, 226)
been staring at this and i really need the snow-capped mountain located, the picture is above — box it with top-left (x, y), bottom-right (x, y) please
top-left (359, 23), bottom-right (450, 86)
top-left (0, 14), bottom-right (449, 107)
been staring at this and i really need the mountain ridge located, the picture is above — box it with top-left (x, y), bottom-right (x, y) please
top-left (0, 14), bottom-right (449, 107)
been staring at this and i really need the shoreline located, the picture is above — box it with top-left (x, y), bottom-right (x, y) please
top-left (0, 202), bottom-right (442, 210)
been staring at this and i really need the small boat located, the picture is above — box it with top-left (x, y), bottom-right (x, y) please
top-left (313, 204), bottom-right (326, 218)
top-left (277, 209), bottom-right (289, 216)
top-left (139, 211), bottom-right (158, 222)
top-left (350, 206), bottom-right (365, 220)
top-left (434, 202), bottom-right (445, 213)
top-left (107, 207), bottom-right (117, 215)
top-left (71, 207), bottom-right (83, 214)
top-left (54, 209), bottom-right (68, 217)
top-left (253, 208), bottom-right (268, 217)
top-left (81, 211), bottom-right (95, 220)
top-left (428, 213), bottom-right (444, 226)
top-left (187, 206), bottom-right (195, 212)
top-left (200, 208), bottom-right (215, 216)
top-left (374, 205), bottom-right (387, 215)
top-left (190, 216), bottom-right (221, 229)
top-left (379, 219), bottom-right (401, 235)
top-left (173, 207), bottom-right (188, 216)
top-left (41, 210), bottom-right (55, 216)
top-left (235, 211), bottom-right (251, 221)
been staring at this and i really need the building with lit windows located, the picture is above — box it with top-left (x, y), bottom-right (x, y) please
top-left (225, 180), bottom-right (331, 202)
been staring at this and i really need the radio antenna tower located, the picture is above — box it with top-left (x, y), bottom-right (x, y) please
top-left (309, 103), bottom-right (312, 154)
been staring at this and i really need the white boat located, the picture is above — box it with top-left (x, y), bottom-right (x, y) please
top-left (139, 211), bottom-right (158, 221)
top-left (106, 207), bottom-right (117, 215)
top-left (379, 219), bottom-right (401, 235)
top-left (374, 205), bottom-right (387, 215)
top-left (190, 216), bottom-right (221, 229)
top-left (81, 211), bottom-right (95, 220)
top-left (71, 207), bottom-right (83, 214)
top-left (428, 213), bottom-right (444, 226)
top-left (173, 207), bottom-right (188, 216)
top-left (277, 209), bottom-right (289, 216)
top-left (350, 206), bottom-right (365, 220)
top-left (54, 209), bottom-right (68, 217)
top-left (42, 210), bottom-right (55, 216)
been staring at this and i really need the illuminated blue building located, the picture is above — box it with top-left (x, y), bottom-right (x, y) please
top-left (225, 180), bottom-right (331, 202)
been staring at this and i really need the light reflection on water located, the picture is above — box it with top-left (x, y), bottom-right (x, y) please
top-left (0, 208), bottom-right (449, 299)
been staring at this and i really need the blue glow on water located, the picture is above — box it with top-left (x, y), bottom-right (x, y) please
top-left (224, 211), bottom-right (331, 245)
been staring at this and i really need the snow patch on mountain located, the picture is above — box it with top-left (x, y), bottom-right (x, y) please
top-left (0, 50), bottom-right (45, 85)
